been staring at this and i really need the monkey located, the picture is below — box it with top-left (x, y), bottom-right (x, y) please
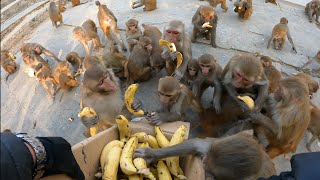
top-left (265, 0), bottom-right (277, 4)
top-left (301, 50), bottom-right (320, 68)
top-left (22, 52), bottom-right (48, 70)
top-left (142, 76), bottom-right (203, 125)
top-left (1, 50), bottom-right (17, 81)
top-left (306, 102), bottom-right (320, 152)
top-left (305, 0), bottom-right (320, 23)
top-left (234, 0), bottom-right (253, 21)
top-left (125, 36), bottom-right (153, 85)
top-left (142, 23), bottom-right (165, 73)
top-left (48, 2), bottom-right (63, 28)
top-left (135, 133), bottom-right (276, 179)
top-left (20, 43), bottom-right (61, 62)
top-left (200, 0), bottom-right (228, 12)
top-left (191, 5), bottom-right (218, 48)
top-left (181, 59), bottom-right (200, 89)
top-left (161, 20), bottom-right (192, 80)
top-left (260, 56), bottom-right (282, 93)
top-left (70, 0), bottom-right (88, 7)
top-left (192, 54), bottom-right (223, 113)
top-left (130, 0), bottom-right (157, 11)
top-left (34, 63), bottom-right (57, 100)
top-left (95, 1), bottom-right (127, 51)
top-left (53, 61), bottom-right (74, 84)
top-left (267, 17), bottom-right (297, 53)
top-left (102, 45), bottom-right (128, 79)
top-left (73, 19), bottom-right (105, 56)
top-left (58, 1), bottom-right (66, 13)
top-left (125, 19), bottom-right (143, 52)
top-left (293, 72), bottom-right (319, 97)
top-left (65, 52), bottom-right (83, 74)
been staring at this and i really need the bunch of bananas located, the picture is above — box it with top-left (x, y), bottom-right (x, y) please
top-left (100, 115), bottom-right (188, 180)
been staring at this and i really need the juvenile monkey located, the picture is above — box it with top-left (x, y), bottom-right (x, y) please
top-left (267, 17), bottom-right (297, 53)
top-left (73, 19), bottom-right (105, 56)
top-left (260, 56), bottom-right (282, 93)
top-left (102, 45), bottom-right (128, 79)
top-left (34, 63), bottom-right (57, 100)
top-left (305, 0), bottom-right (320, 23)
top-left (191, 5), bottom-right (218, 48)
top-left (48, 2), bottom-right (63, 28)
top-left (130, 0), bottom-right (157, 11)
top-left (125, 19), bottom-right (143, 52)
top-left (1, 50), bottom-right (17, 81)
top-left (201, 0), bottom-right (228, 12)
top-left (65, 52), bottom-right (83, 74)
top-left (20, 43), bottom-right (61, 62)
top-left (96, 1), bottom-right (127, 51)
top-left (22, 52), bottom-right (48, 70)
top-left (293, 72), bottom-right (319, 97)
top-left (234, 0), bottom-right (253, 20)
top-left (306, 102), bottom-right (320, 152)
top-left (182, 59), bottom-right (200, 89)
top-left (192, 54), bottom-right (223, 113)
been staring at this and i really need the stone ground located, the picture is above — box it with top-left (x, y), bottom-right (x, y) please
top-left (1, 0), bottom-right (320, 174)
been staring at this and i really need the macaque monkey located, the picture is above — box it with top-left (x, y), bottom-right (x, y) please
top-left (96, 1), bottom-right (127, 51)
top-left (135, 133), bottom-right (276, 179)
top-left (65, 52), bottom-right (83, 74)
top-left (130, 0), bottom-right (157, 11)
top-left (145, 76), bottom-right (203, 125)
top-left (192, 54), bottom-right (223, 113)
top-left (191, 5), bottom-right (218, 48)
top-left (20, 43), bottom-right (61, 62)
top-left (125, 19), bottom-right (143, 52)
top-left (1, 50), bottom-right (17, 81)
top-left (306, 102), bottom-right (320, 152)
top-left (301, 50), bottom-right (320, 68)
top-left (34, 63), bottom-right (57, 100)
top-left (58, 1), bottom-right (66, 12)
top-left (260, 56), bottom-right (282, 93)
top-left (53, 61), bottom-right (75, 84)
top-left (22, 52), bottom-right (48, 70)
top-left (265, 0), bottom-right (277, 4)
top-left (234, 0), bottom-right (253, 20)
top-left (125, 36), bottom-right (153, 85)
top-left (293, 73), bottom-right (319, 97)
top-left (182, 59), bottom-right (200, 89)
top-left (201, 0), bottom-right (228, 12)
top-left (49, 2), bottom-right (63, 28)
top-left (161, 20), bottom-right (192, 80)
top-left (143, 24), bottom-right (165, 73)
top-left (81, 62), bottom-right (125, 136)
top-left (305, 0), bottom-right (320, 23)
top-left (73, 19), bottom-right (105, 56)
top-left (102, 45), bottom-right (128, 79)
top-left (267, 17), bottom-right (297, 53)
top-left (71, 0), bottom-right (88, 7)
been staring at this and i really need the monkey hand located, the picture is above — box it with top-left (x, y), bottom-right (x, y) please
top-left (146, 112), bottom-right (162, 125)
top-left (172, 70), bottom-right (183, 81)
top-left (213, 98), bottom-right (221, 114)
top-left (80, 115), bottom-right (99, 128)
top-left (134, 148), bottom-right (155, 165)
top-left (131, 100), bottom-right (143, 112)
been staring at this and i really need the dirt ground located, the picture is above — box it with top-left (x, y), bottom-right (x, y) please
top-left (1, 0), bottom-right (319, 174)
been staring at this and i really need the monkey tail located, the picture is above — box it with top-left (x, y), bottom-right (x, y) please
top-left (95, 1), bottom-right (101, 6)
top-left (5, 73), bottom-right (10, 81)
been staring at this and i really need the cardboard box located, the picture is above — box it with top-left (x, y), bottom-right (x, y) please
top-left (42, 121), bottom-right (205, 180)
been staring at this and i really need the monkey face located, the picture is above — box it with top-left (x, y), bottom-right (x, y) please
top-left (188, 67), bottom-right (198, 76)
top-left (128, 24), bottom-right (138, 33)
top-left (165, 29), bottom-right (180, 43)
top-left (232, 69), bottom-right (253, 88)
top-left (200, 63), bottom-right (211, 76)
top-left (158, 90), bottom-right (178, 105)
top-left (73, 27), bottom-right (85, 39)
top-left (200, 12), bottom-right (214, 22)
top-left (22, 54), bottom-right (31, 64)
top-left (34, 46), bottom-right (42, 55)
top-left (96, 72), bottom-right (117, 93)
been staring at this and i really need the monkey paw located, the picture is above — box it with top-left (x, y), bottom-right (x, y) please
top-left (211, 43), bottom-right (217, 48)
top-left (131, 100), bottom-right (142, 112)
top-left (134, 148), bottom-right (155, 165)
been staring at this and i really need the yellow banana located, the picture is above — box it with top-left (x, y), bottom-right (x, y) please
top-left (157, 160), bottom-right (172, 180)
top-left (237, 95), bottom-right (255, 110)
top-left (128, 174), bottom-right (143, 180)
top-left (115, 115), bottom-right (131, 142)
top-left (166, 125), bottom-right (187, 179)
top-left (137, 142), bottom-right (150, 148)
top-left (8, 53), bottom-right (16, 61)
top-left (100, 140), bottom-right (124, 169)
top-left (102, 145), bottom-right (122, 180)
top-left (147, 135), bottom-right (160, 149)
top-left (132, 132), bottom-right (149, 143)
top-left (159, 39), bottom-right (183, 69)
top-left (155, 126), bottom-right (170, 148)
top-left (202, 22), bottom-right (213, 28)
top-left (78, 107), bottom-right (99, 137)
top-left (125, 84), bottom-right (145, 116)
top-left (120, 137), bottom-right (138, 175)
top-left (133, 158), bottom-right (156, 180)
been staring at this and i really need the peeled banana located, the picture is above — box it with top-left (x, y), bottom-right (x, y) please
top-left (159, 39), bottom-right (183, 69)
top-left (100, 140), bottom-right (124, 169)
top-left (155, 126), bottom-right (170, 148)
top-left (115, 115), bottom-right (131, 142)
top-left (78, 107), bottom-right (99, 137)
top-left (133, 158), bottom-right (156, 180)
top-left (102, 145), bottom-right (122, 180)
top-left (157, 160), bottom-right (172, 180)
top-left (237, 95), bottom-right (255, 110)
top-left (132, 132), bottom-right (149, 143)
top-left (147, 135), bottom-right (160, 149)
top-left (120, 137), bottom-right (138, 175)
top-left (125, 84), bottom-right (145, 116)
top-left (202, 22), bottom-right (213, 28)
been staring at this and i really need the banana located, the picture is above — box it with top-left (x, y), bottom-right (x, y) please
top-left (157, 160), bottom-right (172, 180)
top-left (202, 22), bottom-right (213, 28)
top-left (237, 95), bottom-right (255, 110)
top-left (155, 126), bottom-right (170, 148)
top-left (128, 174), bottom-right (143, 180)
top-left (137, 142), bottom-right (150, 148)
top-left (115, 115), bottom-right (131, 142)
top-left (147, 135), bottom-right (160, 149)
top-left (166, 125), bottom-right (187, 179)
top-left (133, 158), bottom-right (156, 180)
top-left (102, 145), bottom-right (122, 180)
top-left (125, 84), bottom-right (145, 116)
top-left (78, 107), bottom-right (99, 137)
top-left (120, 137), bottom-right (138, 175)
top-left (8, 53), bottom-right (16, 61)
top-left (132, 132), bottom-right (149, 143)
top-left (100, 140), bottom-right (124, 169)
top-left (159, 39), bottom-right (183, 69)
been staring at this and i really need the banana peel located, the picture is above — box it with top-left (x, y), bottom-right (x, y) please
top-left (78, 107), bottom-right (99, 137)
top-left (237, 96), bottom-right (255, 110)
top-left (159, 39), bottom-right (183, 69)
top-left (125, 84), bottom-right (145, 116)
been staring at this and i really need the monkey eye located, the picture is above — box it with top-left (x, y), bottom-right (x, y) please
top-left (158, 91), bottom-right (172, 98)
top-left (200, 64), bottom-right (210, 68)
top-left (188, 68), bottom-right (197, 72)
top-left (97, 74), bottom-right (109, 86)
top-left (166, 30), bottom-right (179, 35)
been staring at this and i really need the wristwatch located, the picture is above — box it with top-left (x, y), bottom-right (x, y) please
top-left (16, 133), bottom-right (47, 179)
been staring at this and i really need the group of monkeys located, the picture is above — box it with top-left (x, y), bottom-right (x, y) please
top-left (1, 0), bottom-right (320, 179)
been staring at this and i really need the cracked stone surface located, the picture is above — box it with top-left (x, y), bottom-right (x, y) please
top-left (1, 0), bottom-right (319, 174)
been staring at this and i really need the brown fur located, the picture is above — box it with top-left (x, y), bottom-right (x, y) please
top-left (125, 19), bottom-right (143, 52)
top-left (102, 45), bottom-right (128, 79)
top-left (294, 73), bottom-right (319, 96)
top-left (22, 52), bottom-right (47, 69)
top-left (1, 50), bottom-right (17, 81)
top-left (71, 0), bottom-right (80, 7)
top-left (260, 56), bottom-right (282, 93)
top-left (131, 0), bottom-right (157, 11)
top-left (305, 0), bottom-right (320, 23)
top-left (182, 59), bottom-right (200, 89)
top-left (20, 43), bottom-right (60, 62)
top-left (265, 0), bottom-right (277, 4)
top-left (58, 1), bottom-right (66, 12)
top-left (206, 0), bottom-right (228, 11)
top-left (65, 52), bottom-right (83, 74)
top-left (234, 0), bottom-right (252, 20)
top-left (306, 102), bottom-right (320, 151)
top-left (34, 63), bottom-right (57, 100)
top-left (49, 2), bottom-right (63, 28)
